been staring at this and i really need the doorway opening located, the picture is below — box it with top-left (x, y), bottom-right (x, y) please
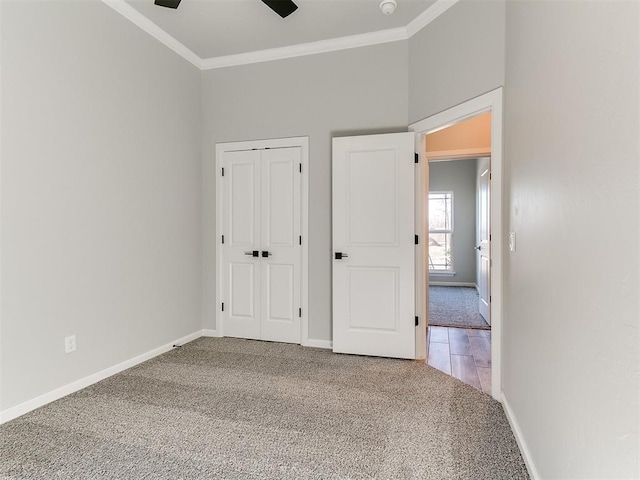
top-left (410, 88), bottom-right (503, 400)
top-left (426, 112), bottom-right (491, 394)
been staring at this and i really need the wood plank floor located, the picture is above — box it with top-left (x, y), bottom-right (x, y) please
top-left (427, 326), bottom-right (492, 395)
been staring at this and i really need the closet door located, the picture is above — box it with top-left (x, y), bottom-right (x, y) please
top-left (222, 150), bottom-right (261, 340)
top-left (221, 146), bottom-right (301, 344)
top-left (260, 147), bottom-right (301, 344)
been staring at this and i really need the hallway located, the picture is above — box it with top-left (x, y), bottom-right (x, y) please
top-left (427, 326), bottom-right (491, 395)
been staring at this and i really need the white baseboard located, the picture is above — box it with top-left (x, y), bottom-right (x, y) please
top-left (307, 339), bottom-right (333, 350)
top-left (502, 392), bottom-right (541, 480)
top-left (0, 330), bottom-right (202, 425)
top-left (201, 329), bottom-right (221, 337)
top-left (429, 281), bottom-right (477, 287)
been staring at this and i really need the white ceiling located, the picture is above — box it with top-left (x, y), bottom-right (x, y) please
top-left (125, 0), bottom-right (436, 59)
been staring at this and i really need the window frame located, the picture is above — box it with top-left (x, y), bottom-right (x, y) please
top-left (428, 190), bottom-right (455, 274)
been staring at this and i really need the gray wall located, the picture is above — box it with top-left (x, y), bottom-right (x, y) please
top-left (408, 0), bottom-right (505, 123)
top-left (504, 1), bottom-right (639, 478)
top-left (1, 0), bottom-right (202, 409)
top-left (201, 42), bottom-right (409, 341)
top-left (428, 159), bottom-right (477, 284)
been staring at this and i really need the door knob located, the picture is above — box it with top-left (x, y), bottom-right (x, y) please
top-left (474, 246), bottom-right (481, 251)
top-left (334, 252), bottom-right (349, 260)
top-left (244, 250), bottom-right (259, 257)
top-left (261, 251), bottom-right (272, 258)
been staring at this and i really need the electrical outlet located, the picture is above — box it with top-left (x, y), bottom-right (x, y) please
top-left (509, 232), bottom-right (516, 253)
top-left (64, 335), bottom-right (76, 354)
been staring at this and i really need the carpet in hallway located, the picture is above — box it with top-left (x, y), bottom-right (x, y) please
top-left (429, 286), bottom-right (491, 329)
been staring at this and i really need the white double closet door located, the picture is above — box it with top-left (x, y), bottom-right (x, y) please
top-left (221, 147), bottom-right (301, 344)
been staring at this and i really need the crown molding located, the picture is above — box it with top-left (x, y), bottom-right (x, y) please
top-left (102, 0), bottom-right (460, 71)
top-left (200, 27), bottom-right (407, 70)
top-left (406, 0), bottom-right (459, 37)
top-left (101, 0), bottom-right (203, 68)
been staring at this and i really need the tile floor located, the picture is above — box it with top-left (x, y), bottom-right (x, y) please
top-left (427, 326), bottom-right (492, 395)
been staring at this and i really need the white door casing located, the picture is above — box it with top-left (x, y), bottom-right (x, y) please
top-left (220, 144), bottom-right (303, 344)
top-left (332, 132), bottom-right (416, 359)
top-left (477, 157), bottom-right (491, 323)
top-left (410, 87), bottom-right (503, 400)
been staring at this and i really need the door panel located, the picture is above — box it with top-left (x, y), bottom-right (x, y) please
top-left (265, 158), bottom-right (295, 246)
top-left (477, 157), bottom-right (491, 323)
top-left (333, 133), bottom-right (415, 359)
top-left (223, 150), bottom-right (261, 339)
top-left (229, 160), bottom-right (258, 245)
top-left (347, 267), bottom-right (398, 331)
top-left (266, 264), bottom-right (294, 321)
top-left (348, 150), bottom-right (398, 245)
top-left (260, 147), bottom-right (301, 343)
top-left (230, 263), bottom-right (256, 318)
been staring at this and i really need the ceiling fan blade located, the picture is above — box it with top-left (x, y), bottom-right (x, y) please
top-left (261, 0), bottom-right (298, 18)
top-left (154, 0), bottom-right (181, 9)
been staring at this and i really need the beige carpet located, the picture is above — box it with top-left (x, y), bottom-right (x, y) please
top-left (0, 337), bottom-right (528, 479)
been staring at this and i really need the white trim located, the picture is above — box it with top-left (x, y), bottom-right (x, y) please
top-left (201, 329), bottom-right (222, 337)
top-left (101, 0), bottom-right (457, 70)
top-left (502, 393), bottom-right (541, 480)
top-left (101, 0), bottom-right (202, 68)
top-left (200, 28), bottom-right (406, 70)
top-left (429, 281), bottom-right (476, 287)
top-left (410, 87), bottom-right (504, 401)
top-left (406, 0), bottom-right (460, 37)
top-left (0, 0), bottom-right (3, 414)
top-left (215, 137), bottom-right (309, 346)
top-left (415, 140), bottom-right (428, 360)
top-left (307, 339), bottom-right (333, 350)
top-left (427, 147), bottom-right (491, 161)
top-left (0, 330), bottom-right (202, 425)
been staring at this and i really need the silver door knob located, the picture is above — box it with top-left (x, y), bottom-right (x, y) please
top-left (474, 246), bottom-right (481, 251)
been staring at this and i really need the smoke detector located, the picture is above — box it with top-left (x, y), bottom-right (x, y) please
top-left (380, 0), bottom-right (397, 15)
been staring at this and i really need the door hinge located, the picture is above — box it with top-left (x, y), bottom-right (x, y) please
top-left (415, 316), bottom-right (419, 326)
top-left (490, 173), bottom-right (492, 180)
top-left (414, 153), bottom-right (419, 164)
top-left (298, 307), bottom-right (302, 318)
top-left (221, 167), bottom-right (225, 177)
top-left (221, 235), bottom-right (225, 244)
top-left (299, 163), bottom-right (302, 173)
top-left (490, 295), bottom-right (492, 303)
top-left (415, 234), bottom-right (419, 245)
top-left (221, 302), bottom-right (224, 312)
top-left (490, 234), bottom-right (492, 241)
top-left (299, 235), bottom-right (302, 245)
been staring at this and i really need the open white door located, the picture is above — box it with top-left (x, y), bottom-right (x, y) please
top-left (477, 157), bottom-right (491, 323)
top-left (332, 133), bottom-right (416, 359)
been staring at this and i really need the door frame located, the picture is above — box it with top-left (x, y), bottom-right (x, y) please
top-left (215, 136), bottom-right (310, 345)
top-left (410, 88), bottom-right (503, 400)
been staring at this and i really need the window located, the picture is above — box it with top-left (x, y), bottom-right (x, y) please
top-left (429, 191), bottom-right (453, 272)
